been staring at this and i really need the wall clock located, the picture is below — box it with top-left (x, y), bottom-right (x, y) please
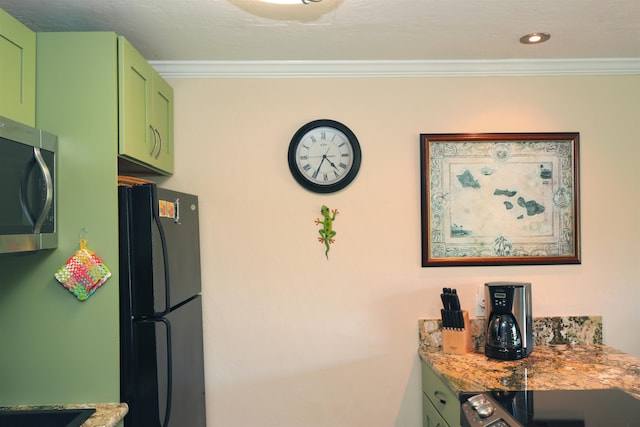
top-left (288, 119), bottom-right (362, 193)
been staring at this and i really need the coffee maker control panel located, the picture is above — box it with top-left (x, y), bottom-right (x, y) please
top-left (492, 292), bottom-right (509, 309)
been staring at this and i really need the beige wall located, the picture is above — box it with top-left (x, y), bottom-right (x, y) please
top-left (157, 75), bottom-right (640, 427)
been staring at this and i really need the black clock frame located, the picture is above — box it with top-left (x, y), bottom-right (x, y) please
top-left (287, 119), bottom-right (362, 193)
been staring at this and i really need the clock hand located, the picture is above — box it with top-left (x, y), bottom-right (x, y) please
top-left (314, 155), bottom-right (327, 178)
top-left (328, 159), bottom-right (340, 171)
top-left (313, 146), bottom-right (335, 177)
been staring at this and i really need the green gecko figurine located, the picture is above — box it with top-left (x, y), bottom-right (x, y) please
top-left (314, 205), bottom-right (338, 259)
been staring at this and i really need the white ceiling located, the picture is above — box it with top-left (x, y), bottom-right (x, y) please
top-left (2, 0), bottom-right (640, 63)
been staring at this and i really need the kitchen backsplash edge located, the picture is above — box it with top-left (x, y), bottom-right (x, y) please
top-left (419, 316), bottom-right (603, 352)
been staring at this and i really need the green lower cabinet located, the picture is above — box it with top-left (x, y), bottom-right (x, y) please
top-left (0, 7), bottom-right (36, 126)
top-left (423, 393), bottom-right (450, 427)
top-left (421, 360), bottom-right (461, 427)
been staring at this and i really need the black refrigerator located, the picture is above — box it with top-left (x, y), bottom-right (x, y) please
top-left (118, 183), bottom-right (206, 427)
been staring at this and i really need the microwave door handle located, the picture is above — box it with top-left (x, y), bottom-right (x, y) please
top-left (19, 154), bottom-right (37, 229)
top-left (32, 147), bottom-right (54, 233)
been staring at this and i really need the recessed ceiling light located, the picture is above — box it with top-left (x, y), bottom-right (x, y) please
top-left (520, 32), bottom-right (551, 44)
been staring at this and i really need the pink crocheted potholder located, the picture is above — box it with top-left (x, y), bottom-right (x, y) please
top-left (54, 240), bottom-right (111, 301)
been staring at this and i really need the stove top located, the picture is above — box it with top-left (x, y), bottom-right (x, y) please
top-left (461, 389), bottom-right (640, 427)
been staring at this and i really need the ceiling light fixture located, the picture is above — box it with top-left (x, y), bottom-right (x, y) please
top-left (261, 0), bottom-right (321, 4)
top-left (520, 32), bottom-right (551, 44)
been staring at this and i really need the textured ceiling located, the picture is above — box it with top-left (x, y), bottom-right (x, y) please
top-left (1, 0), bottom-right (639, 62)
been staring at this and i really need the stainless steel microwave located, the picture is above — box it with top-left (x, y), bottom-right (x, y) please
top-left (0, 116), bottom-right (57, 254)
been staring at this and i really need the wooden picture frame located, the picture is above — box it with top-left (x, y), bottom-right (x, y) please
top-left (420, 133), bottom-right (580, 267)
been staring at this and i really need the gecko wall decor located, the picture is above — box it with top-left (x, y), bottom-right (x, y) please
top-left (315, 205), bottom-right (338, 259)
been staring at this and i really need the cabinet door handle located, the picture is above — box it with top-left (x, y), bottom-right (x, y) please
top-left (433, 390), bottom-right (447, 405)
top-left (149, 124), bottom-right (158, 157)
top-left (154, 127), bottom-right (162, 159)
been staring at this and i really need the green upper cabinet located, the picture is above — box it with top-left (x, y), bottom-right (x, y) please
top-left (118, 36), bottom-right (174, 175)
top-left (0, 8), bottom-right (36, 126)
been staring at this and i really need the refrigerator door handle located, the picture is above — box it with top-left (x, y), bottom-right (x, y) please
top-left (151, 185), bottom-right (172, 316)
top-left (159, 317), bottom-right (173, 427)
top-left (142, 317), bottom-right (173, 427)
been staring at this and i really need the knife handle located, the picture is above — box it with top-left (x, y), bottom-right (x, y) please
top-left (456, 310), bottom-right (464, 329)
top-left (451, 289), bottom-right (461, 310)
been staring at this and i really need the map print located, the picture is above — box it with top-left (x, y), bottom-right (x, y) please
top-left (427, 139), bottom-right (577, 261)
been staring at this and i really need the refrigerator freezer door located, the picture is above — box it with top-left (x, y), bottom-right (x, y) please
top-left (127, 184), bottom-right (202, 316)
top-left (159, 296), bottom-right (207, 427)
top-left (125, 296), bottom-right (207, 427)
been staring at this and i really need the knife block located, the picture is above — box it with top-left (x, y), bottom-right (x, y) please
top-left (442, 310), bottom-right (472, 354)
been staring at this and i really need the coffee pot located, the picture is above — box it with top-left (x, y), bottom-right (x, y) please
top-left (484, 282), bottom-right (533, 360)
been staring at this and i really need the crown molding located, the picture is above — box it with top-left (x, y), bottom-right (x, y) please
top-left (150, 58), bottom-right (640, 79)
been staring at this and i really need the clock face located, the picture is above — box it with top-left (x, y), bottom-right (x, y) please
top-left (288, 120), bottom-right (361, 193)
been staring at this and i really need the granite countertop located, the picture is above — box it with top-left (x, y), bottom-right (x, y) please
top-left (418, 316), bottom-right (640, 400)
top-left (1, 402), bottom-right (128, 427)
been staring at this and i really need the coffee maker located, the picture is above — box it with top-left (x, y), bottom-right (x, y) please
top-left (484, 282), bottom-right (533, 360)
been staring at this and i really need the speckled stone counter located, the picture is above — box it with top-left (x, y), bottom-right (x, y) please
top-left (418, 316), bottom-right (640, 400)
top-left (1, 402), bottom-right (128, 427)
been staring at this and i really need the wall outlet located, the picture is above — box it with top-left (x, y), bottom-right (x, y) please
top-left (475, 284), bottom-right (486, 317)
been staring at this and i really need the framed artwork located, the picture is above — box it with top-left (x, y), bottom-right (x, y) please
top-left (420, 133), bottom-right (580, 267)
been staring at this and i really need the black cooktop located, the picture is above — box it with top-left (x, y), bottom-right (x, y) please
top-left (461, 389), bottom-right (640, 427)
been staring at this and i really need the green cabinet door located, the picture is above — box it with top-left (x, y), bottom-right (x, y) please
top-left (421, 360), bottom-right (461, 427)
top-left (150, 68), bottom-right (174, 174)
top-left (0, 8), bottom-right (36, 126)
top-left (423, 393), bottom-right (451, 427)
top-left (118, 36), bottom-right (174, 175)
